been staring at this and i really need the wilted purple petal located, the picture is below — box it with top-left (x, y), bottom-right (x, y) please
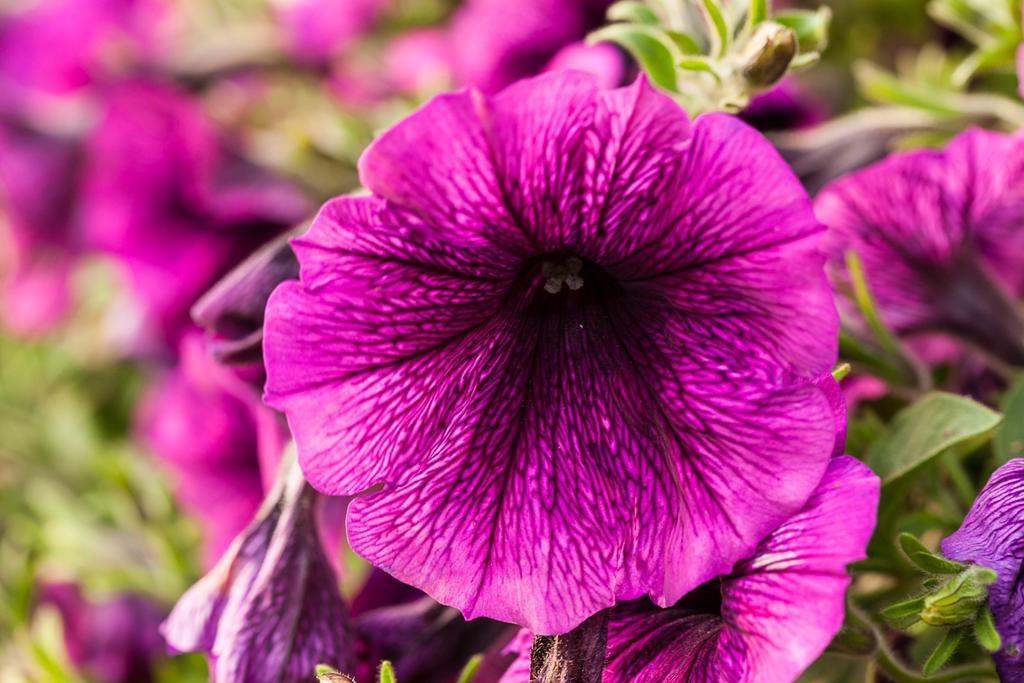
top-left (942, 459), bottom-right (1024, 682)
top-left (163, 462), bottom-right (353, 681)
top-left (741, 77), bottom-right (826, 132)
top-left (264, 72), bottom-right (840, 634)
top-left (817, 128), bottom-right (1024, 365)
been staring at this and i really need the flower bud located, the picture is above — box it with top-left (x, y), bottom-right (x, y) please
top-left (920, 566), bottom-right (997, 627)
top-left (741, 23), bottom-right (797, 89)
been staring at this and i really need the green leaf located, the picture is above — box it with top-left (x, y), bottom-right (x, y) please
top-left (749, 0), bottom-right (768, 27)
top-left (845, 251), bottom-right (902, 357)
top-left (881, 596), bottom-right (925, 622)
top-left (898, 534), bottom-right (967, 575)
top-left (865, 392), bottom-right (1002, 485)
top-left (922, 628), bottom-right (963, 676)
top-left (995, 374), bottom-right (1024, 464)
top-left (588, 25), bottom-right (680, 91)
top-left (701, 0), bottom-right (730, 56)
top-left (678, 56), bottom-right (723, 81)
top-left (607, 1), bottom-right (660, 25)
top-left (456, 655), bottom-right (483, 683)
top-left (975, 605), bottom-right (1003, 653)
top-left (774, 7), bottom-right (831, 52)
top-left (378, 661), bottom-right (397, 683)
top-left (831, 363), bottom-right (851, 382)
top-left (665, 30), bottom-right (702, 55)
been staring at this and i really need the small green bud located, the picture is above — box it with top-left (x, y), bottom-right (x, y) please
top-left (920, 566), bottom-right (994, 627)
top-left (741, 22), bottom-right (797, 88)
top-left (315, 664), bottom-right (355, 683)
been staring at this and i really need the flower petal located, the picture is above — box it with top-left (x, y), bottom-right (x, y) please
top-left (942, 459), bottom-right (1024, 682)
top-left (604, 456), bottom-right (879, 683)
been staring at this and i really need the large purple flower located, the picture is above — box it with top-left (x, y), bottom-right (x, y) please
top-left (81, 82), bottom-right (311, 346)
top-left (816, 128), bottom-right (1024, 366)
top-left (942, 459), bottom-right (1024, 681)
top-left (495, 456), bottom-right (879, 682)
top-left (263, 72), bottom-right (840, 633)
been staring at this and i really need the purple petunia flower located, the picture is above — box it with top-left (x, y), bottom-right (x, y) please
top-left (448, 0), bottom-right (615, 92)
top-left (139, 333), bottom-right (287, 564)
top-left (816, 128), bottom-right (1024, 367)
top-left (494, 456), bottom-right (879, 682)
top-left (942, 459), bottom-right (1024, 681)
top-left (40, 583), bottom-right (166, 683)
top-left (263, 71), bottom-right (841, 634)
top-left (162, 459), bottom-right (352, 682)
top-left (81, 82), bottom-right (311, 347)
top-left (0, 121), bottom-right (79, 336)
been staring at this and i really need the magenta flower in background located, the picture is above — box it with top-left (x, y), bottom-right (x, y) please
top-left (162, 462), bottom-right (352, 683)
top-left (496, 456), bottom-right (879, 682)
top-left (448, 0), bottom-right (616, 92)
top-left (0, 0), bottom-right (168, 106)
top-left (272, 0), bottom-right (389, 64)
top-left (81, 82), bottom-right (311, 347)
top-left (0, 121), bottom-right (79, 336)
top-left (816, 128), bottom-right (1024, 367)
top-left (741, 77), bottom-right (827, 132)
top-left (942, 459), bottom-right (1024, 681)
top-left (264, 72), bottom-right (840, 634)
top-left (40, 583), bottom-right (165, 683)
top-left (139, 333), bottom-right (286, 563)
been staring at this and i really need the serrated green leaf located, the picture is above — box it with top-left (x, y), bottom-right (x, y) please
top-left (607, 1), bottom-right (660, 25)
top-left (865, 393), bottom-right (1002, 485)
top-left (588, 24), bottom-right (680, 91)
top-left (995, 374), bottom-right (1024, 464)
top-left (701, 0), bottom-right (730, 55)
top-left (975, 605), bottom-right (1003, 653)
top-left (922, 628), bottom-right (963, 676)
top-left (378, 661), bottom-right (397, 683)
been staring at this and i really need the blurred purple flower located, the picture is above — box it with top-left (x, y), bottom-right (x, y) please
top-left (816, 128), bottom-right (1024, 367)
top-left (273, 0), bottom-right (389, 64)
top-left (0, 121), bottom-right (79, 336)
top-left (741, 77), bottom-right (826, 132)
top-left (81, 82), bottom-right (311, 346)
top-left (942, 459), bottom-right (1024, 681)
top-left (496, 456), bottom-right (879, 682)
top-left (139, 333), bottom-right (287, 564)
top-left (0, 0), bottom-right (168, 106)
top-left (264, 72), bottom-right (840, 634)
top-left (448, 0), bottom-right (616, 91)
top-left (162, 461), bottom-right (353, 682)
top-left (40, 583), bottom-right (165, 683)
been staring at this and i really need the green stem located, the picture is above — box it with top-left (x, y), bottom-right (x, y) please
top-left (941, 452), bottom-right (977, 510)
top-left (876, 645), bottom-right (998, 683)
